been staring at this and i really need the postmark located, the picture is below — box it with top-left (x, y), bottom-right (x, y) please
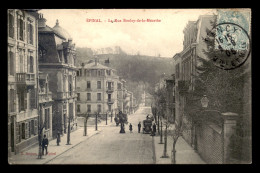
top-left (205, 22), bottom-right (251, 70)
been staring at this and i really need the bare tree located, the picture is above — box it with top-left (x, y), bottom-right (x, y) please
top-left (168, 112), bottom-right (184, 164)
top-left (82, 112), bottom-right (91, 136)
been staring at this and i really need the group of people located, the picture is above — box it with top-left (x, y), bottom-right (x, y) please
top-left (128, 122), bottom-right (157, 135)
top-left (40, 131), bottom-right (62, 156)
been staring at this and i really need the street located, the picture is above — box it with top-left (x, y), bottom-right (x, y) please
top-left (46, 107), bottom-right (155, 164)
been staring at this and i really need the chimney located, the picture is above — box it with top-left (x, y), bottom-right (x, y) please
top-left (104, 58), bottom-right (110, 67)
top-left (38, 13), bottom-right (47, 28)
top-left (95, 58), bottom-right (98, 66)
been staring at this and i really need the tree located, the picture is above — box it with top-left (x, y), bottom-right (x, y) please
top-left (185, 16), bottom-right (251, 163)
top-left (82, 112), bottom-right (91, 136)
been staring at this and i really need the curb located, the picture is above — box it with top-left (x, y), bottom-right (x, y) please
top-left (43, 130), bottom-right (102, 164)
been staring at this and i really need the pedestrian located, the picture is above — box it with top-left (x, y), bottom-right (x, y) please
top-left (138, 122), bottom-right (141, 133)
top-left (57, 131), bottom-right (61, 146)
top-left (129, 123), bottom-right (133, 133)
top-left (42, 134), bottom-right (49, 155)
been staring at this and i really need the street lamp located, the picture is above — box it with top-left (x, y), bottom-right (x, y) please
top-left (201, 95), bottom-right (209, 108)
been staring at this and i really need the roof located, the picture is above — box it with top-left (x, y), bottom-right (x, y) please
top-left (52, 20), bottom-right (72, 41)
top-left (82, 61), bottom-right (112, 70)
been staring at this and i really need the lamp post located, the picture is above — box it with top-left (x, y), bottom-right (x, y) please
top-left (66, 115), bottom-right (73, 145)
top-left (83, 113), bottom-right (89, 136)
top-left (106, 112), bottom-right (108, 125)
top-left (95, 112), bottom-right (99, 131)
top-left (111, 109), bottom-right (113, 123)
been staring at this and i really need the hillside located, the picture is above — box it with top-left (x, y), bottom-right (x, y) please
top-left (76, 47), bottom-right (175, 104)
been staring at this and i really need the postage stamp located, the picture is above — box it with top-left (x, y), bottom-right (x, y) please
top-left (206, 9), bottom-right (251, 70)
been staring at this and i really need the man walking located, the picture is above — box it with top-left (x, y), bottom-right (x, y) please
top-left (138, 122), bottom-right (141, 133)
top-left (42, 134), bottom-right (49, 155)
top-left (56, 131), bottom-right (61, 146)
top-left (129, 123), bottom-right (133, 133)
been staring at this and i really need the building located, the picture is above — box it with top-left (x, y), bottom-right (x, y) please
top-left (172, 15), bottom-right (249, 163)
top-left (173, 15), bottom-right (214, 143)
top-left (38, 72), bottom-right (53, 139)
top-left (38, 15), bottom-right (77, 138)
top-left (8, 9), bottom-right (40, 155)
top-left (76, 59), bottom-right (119, 118)
top-left (117, 78), bottom-right (125, 113)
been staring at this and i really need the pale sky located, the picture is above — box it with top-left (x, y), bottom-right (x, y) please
top-left (40, 9), bottom-right (216, 58)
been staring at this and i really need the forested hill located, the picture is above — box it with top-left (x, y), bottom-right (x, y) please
top-left (76, 47), bottom-right (174, 102)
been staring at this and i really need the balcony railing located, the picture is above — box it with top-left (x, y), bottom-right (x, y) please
top-left (107, 99), bottom-right (114, 104)
top-left (16, 73), bottom-right (35, 85)
top-left (106, 87), bottom-right (114, 93)
top-left (57, 92), bottom-right (68, 100)
top-left (39, 92), bottom-right (52, 103)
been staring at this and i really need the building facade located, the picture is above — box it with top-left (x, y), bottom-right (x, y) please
top-left (38, 72), bottom-right (53, 139)
top-left (173, 15), bottom-right (214, 144)
top-left (38, 15), bottom-right (77, 138)
top-left (8, 9), bottom-right (40, 155)
top-left (76, 59), bottom-right (119, 117)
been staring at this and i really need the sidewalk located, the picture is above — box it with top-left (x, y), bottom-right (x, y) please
top-left (153, 129), bottom-right (206, 164)
top-left (8, 119), bottom-right (114, 165)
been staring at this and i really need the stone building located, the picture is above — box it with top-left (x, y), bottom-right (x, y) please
top-left (172, 15), bottom-right (248, 163)
top-left (38, 15), bottom-right (77, 138)
top-left (76, 59), bottom-right (119, 117)
top-left (173, 15), bottom-right (214, 142)
top-left (38, 72), bottom-right (53, 139)
top-left (8, 9), bottom-right (40, 155)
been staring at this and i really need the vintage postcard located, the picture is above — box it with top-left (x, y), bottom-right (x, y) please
top-left (7, 9), bottom-right (251, 164)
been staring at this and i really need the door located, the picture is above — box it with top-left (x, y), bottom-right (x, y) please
top-left (10, 117), bottom-right (15, 152)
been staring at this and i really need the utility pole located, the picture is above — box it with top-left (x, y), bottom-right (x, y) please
top-left (95, 112), bottom-right (98, 131)
top-left (106, 113), bottom-right (107, 125)
top-left (66, 116), bottom-right (71, 145)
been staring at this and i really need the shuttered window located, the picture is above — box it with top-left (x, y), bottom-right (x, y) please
top-left (8, 11), bottom-right (14, 38)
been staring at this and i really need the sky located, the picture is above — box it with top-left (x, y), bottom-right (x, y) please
top-left (40, 9), bottom-right (216, 58)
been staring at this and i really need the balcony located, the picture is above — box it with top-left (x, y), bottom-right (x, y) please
top-left (39, 92), bottom-right (52, 103)
top-left (106, 87), bottom-right (114, 93)
top-left (16, 73), bottom-right (35, 85)
top-left (57, 92), bottom-right (68, 100)
top-left (107, 99), bottom-right (114, 104)
top-left (68, 91), bottom-right (77, 98)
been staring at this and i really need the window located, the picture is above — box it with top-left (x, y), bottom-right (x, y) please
top-left (21, 123), bottom-right (25, 139)
top-left (45, 108), bottom-right (50, 129)
top-left (27, 53), bottom-right (34, 73)
top-left (97, 93), bottom-right (101, 101)
top-left (19, 50), bottom-right (24, 73)
top-left (8, 10), bottom-right (14, 38)
top-left (17, 12), bottom-right (25, 41)
top-left (77, 93), bottom-right (80, 101)
top-left (31, 120), bottom-right (35, 135)
top-left (98, 70), bottom-right (101, 76)
top-left (9, 89), bottom-right (16, 113)
top-left (18, 90), bottom-right (26, 112)
top-left (97, 105), bottom-right (101, 113)
top-left (87, 105), bottom-right (91, 113)
top-left (97, 81), bottom-right (101, 89)
top-left (28, 121), bottom-right (31, 138)
top-left (87, 93), bottom-right (91, 101)
top-left (117, 83), bottom-right (121, 90)
top-left (87, 81), bottom-right (91, 89)
top-left (8, 51), bottom-right (15, 76)
top-left (27, 19), bottom-right (34, 45)
top-left (77, 104), bottom-right (80, 112)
